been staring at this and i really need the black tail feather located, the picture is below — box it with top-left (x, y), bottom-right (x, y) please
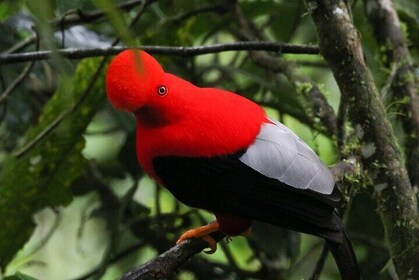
top-left (325, 214), bottom-right (360, 280)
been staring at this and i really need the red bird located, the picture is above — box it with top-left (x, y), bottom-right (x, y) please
top-left (106, 50), bottom-right (359, 279)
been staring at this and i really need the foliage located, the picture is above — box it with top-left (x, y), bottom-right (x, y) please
top-left (0, 0), bottom-right (417, 279)
top-left (0, 57), bottom-right (106, 269)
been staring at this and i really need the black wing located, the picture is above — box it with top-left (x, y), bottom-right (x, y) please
top-left (153, 151), bottom-right (343, 241)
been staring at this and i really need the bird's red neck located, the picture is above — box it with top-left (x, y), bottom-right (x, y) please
top-left (135, 106), bottom-right (169, 128)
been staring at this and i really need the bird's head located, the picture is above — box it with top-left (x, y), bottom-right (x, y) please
top-left (106, 50), bottom-right (196, 127)
top-left (106, 50), bottom-right (167, 113)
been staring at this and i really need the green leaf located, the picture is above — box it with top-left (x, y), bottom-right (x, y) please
top-left (4, 271), bottom-right (40, 280)
top-left (0, 58), bottom-right (106, 269)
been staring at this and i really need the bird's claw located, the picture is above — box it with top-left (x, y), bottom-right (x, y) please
top-left (201, 235), bottom-right (217, 254)
top-left (176, 222), bottom-right (219, 254)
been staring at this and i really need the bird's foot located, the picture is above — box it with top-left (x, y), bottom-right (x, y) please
top-left (177, 222), bottom-right (219, 254)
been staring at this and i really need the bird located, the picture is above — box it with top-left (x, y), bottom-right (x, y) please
top-left (106, 49), bottom-right (360, 279)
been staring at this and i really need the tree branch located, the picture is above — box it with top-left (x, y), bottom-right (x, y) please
top-left (0, 42), bottom-right (319, 65)
top-left (118, 232), bottom-right (226, 280)
top-left (363, 0), bottom-right (419, 190)
top-left (227, 1), bottom-right (337, 137)
top-left (305, 1), bottom-right (419, 279)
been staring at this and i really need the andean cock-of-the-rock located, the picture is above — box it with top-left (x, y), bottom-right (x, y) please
top-left (106, 50), bottom-right (360, 280)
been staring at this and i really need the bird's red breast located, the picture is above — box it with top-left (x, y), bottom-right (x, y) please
top-left (134, 83), bottom-right (268, 178)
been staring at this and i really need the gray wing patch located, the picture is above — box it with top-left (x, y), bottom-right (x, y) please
top-left (239, 119), bottom-right (335, 194)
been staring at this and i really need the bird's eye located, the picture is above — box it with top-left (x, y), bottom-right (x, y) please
top-left (157, 86), bottom-right (168, 96)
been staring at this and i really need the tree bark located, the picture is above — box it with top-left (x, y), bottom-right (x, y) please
top-left (118, 232), bottom-right (226, 280)
top-left (304, 1), bottom-right (419, 279)
top-left (363, 0), bottom-right (419, 192)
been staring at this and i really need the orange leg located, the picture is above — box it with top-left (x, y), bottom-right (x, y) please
top-left (177, 222), bottom-right (220, 254)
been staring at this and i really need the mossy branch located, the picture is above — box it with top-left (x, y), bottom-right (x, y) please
top-left (364, 0), bottom-right (419, 191)
top-left (304, 1), bottom-right (419, 279)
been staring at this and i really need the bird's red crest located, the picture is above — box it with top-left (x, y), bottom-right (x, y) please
top-left (106, 50), bottom-right (164, 112)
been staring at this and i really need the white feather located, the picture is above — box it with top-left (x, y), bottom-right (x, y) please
top-left (239, 119), bottom-right (335, 194)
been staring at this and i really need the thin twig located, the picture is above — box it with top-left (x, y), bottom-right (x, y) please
top-left (0, 31), bottom-right (39, 105)
top-left (2, 34), bottom-right (37, 55)
top-left (290, 241), bottom-right (324, 276)
top-left (49, 0), bottom-right (157, 30)
top-left (349, 232), bottom-right (387, 252)
top-left (219, 241), bottom-right (241, 274)
top-left (0, 63), bottom-right (33, 105)
top-left (13, 57), bottom-right (108, 158)
top-left (309, 244), bottom-right (329, 280)
top-left (163, 5), bottom-right (227, 25)
top-left (0, 42), bottom-right (320, 65)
